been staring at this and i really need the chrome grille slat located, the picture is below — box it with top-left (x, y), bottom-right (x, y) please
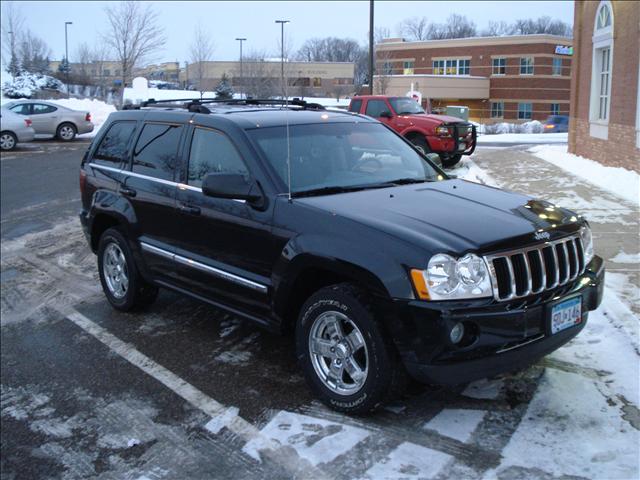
top-left (484, 233), bottom-right (586, 302)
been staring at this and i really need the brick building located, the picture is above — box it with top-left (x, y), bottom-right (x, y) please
top-left (568, 0), bottom-right (639, 172)
top-left (375, 34), bottom-right (573, 123)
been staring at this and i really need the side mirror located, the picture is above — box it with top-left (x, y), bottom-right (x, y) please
top-left (379, 111), bottom-right (393, 119)
top-left (202, 173), bottom-right (264, 205)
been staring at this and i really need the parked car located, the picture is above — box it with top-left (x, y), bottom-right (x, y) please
top-left (349, 95), bottom-right (476, 168)
top-left (80, 98), bottom-right (604, 414)
top-left (0, 108), bottom-right (35, 151)
top-left (4, 99), bottom-right (94, 141)
top-left (544, 115), bottom-right (569, 133)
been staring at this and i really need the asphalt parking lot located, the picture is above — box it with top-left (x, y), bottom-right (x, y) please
top-left (1, 141), bottom-right (638, 480)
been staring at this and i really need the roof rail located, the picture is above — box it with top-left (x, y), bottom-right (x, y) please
top-left (122, 97), bottom-right (326, 113)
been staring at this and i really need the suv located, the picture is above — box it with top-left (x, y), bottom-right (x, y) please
top-left (349, 96), bottom-right (476, 168)
top-left (80, 98), bottom-right (604, 414)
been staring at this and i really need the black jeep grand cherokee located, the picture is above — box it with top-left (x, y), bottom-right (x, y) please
top-left (80, 99), bottom-right (604, 414)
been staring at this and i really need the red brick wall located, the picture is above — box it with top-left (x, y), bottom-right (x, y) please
top-left (569, 1), bottom-right (640, 172)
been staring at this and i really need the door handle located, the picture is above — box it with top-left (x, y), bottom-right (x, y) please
top-left (120, 186), bottom-right (137, 197)
top-left (180, 204), bottom-right (201, 215)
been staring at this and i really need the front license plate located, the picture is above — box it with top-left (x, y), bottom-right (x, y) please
top-left (550, 297), bottom-right (582, 334)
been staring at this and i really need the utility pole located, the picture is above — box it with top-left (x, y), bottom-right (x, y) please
top-left (64, 21), bottom-right (73, 97)
top-left (368, 0), bottom-right (374, 94)
top-left (235, 37), bottom-right (246, 99)
top-left (275, 20), bottom-right (290, 100)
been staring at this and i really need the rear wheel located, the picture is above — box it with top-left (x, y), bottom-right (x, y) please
top-left (56, 123), bottom-right (77, 141)
top-left (440, 154), bottom-right (462, 168)
top-left (98, 227), bottom-right (158, 311)
top-left (0, 131), bottom-right (17, 151)
top-left (296, 283), bottom-right (406, 414)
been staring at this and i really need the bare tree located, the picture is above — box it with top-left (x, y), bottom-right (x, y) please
top-left (18, 30), bottom-right (51, 74)
top-left (1, 1), bottom-right (25, 75)
top-left (481, 20), bottom-right (511, 37)
top-left (239, 51), bottom-right (277, 99)
top-left (103, 0), bottom-right (166, 99)
top-left (188, 23), bottom-right (215, 97)
top-left (445, 14), bottom-right (477, 39)
top-left (374, 48), bottom-right (393, 95)
top-left (397, 17), bottom-right (429, 41)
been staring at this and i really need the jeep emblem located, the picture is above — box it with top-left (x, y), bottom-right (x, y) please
top-left (534, 231), bottom-right (551, 241)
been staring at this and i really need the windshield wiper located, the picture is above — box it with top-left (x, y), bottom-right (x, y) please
top-left (293, 183), bottom-right (393, 198)
top-left (387, 178), bottom-right (429, 185)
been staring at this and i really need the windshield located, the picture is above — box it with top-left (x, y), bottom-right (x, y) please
top-left (389, 97), bottom-right (424, 115)
top-left (248, 122), bottom-right (440, 195)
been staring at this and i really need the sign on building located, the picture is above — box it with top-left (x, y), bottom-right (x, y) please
top-left (555, 45), bottom-right (574, 56)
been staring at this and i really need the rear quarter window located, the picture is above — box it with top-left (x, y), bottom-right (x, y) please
top-left (92, 121), bottom-right (137, 167)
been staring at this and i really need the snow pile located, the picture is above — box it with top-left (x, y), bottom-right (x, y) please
top-left (46, 98), bottom-right (116, 137)
top-left (477, 132), bottom-right (568, 144)
top-left (482, 120), bottom-right (544, 135)
top-left (2, 72), bottom-right (63, 99)
top-left (528, 144), bottom-right (640, 205)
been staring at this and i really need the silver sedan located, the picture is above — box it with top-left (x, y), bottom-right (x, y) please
top-left (5, 100), bottom-right (94, 141)
top-left (1, 108), bottom-right (36, 151)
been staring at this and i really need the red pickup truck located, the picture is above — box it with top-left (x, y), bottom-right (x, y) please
top-left (348, 95), bottom-right (476, 168)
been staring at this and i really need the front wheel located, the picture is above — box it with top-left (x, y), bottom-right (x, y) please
top-left (56, 123), bottom-right (77, 141)
top-left (0, 131), bottom-right (17, 151)
top-left (296, 283), bottom-right (406, 415)
top-left (97, 227), bottom-right (158, 311)
top-left (440, 154), bottom-right (462, 168)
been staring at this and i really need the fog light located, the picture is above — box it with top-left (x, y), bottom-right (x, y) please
top-left (450, 322), bottom-right (464, 344)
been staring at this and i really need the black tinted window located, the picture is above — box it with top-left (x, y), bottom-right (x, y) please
top-left (365, 100), bottom-right (389, 117)
top-left (188, 128), bottom-right (248, 187)
top-left (132, 123), bottom-right (183, 181)
top-left (33, 104), bottom-right (57, 114)
top-left (93, 121), bottom-right (137, 166)
top-left (349, 99), bottom-right (362, 113)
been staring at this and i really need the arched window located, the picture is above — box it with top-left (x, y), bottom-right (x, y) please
top-left (589, 1), bottom-right (614, 139)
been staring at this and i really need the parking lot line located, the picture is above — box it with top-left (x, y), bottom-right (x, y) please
top-left (65, 309), bottom-right (329, 480)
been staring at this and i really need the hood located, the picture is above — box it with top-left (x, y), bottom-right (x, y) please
top-left (297, 179), bottom-right (582, 255)
top-left (403, 113), bottom-right (467, 125)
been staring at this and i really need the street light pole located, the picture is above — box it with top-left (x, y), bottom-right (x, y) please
top-left (275, 20), bottom-right (289, 100)
top-left (64, 21), bottom-right (73, 97)
top-left (368, 0), bottom-right (374, 95)
top-left (235, 37), bottom-right (246, 99)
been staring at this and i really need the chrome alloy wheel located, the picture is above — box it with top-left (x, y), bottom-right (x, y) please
top-left (58, 125), bottom-right (75, 140)
top-left (308, 311), bottom-right (368, 395)
top-left (0, 133), bottom-right (16, 150)
top-left (103, 243), bottom-right (129, 299)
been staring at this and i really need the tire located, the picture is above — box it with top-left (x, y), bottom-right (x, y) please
top-left (56, 123), bottom-right (77, 141)
top-left (440, 154), bottom-right (462, 168)
top-left (97, 227), bottom-right (158, 311)
top-left (409, 135), bottom-right (431, 156)
top-left (296, 283), bottom-right (406, 415)
top-left (0, 131), bottom-right (17, 151)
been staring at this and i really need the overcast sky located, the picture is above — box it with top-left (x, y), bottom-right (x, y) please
top-left (12, 1), bottom-right (574, 64)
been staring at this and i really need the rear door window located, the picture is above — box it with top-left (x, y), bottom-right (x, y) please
top-left (132, 123), bottom-right (183, 181)
top-left (93, 121), bottom-right (137, 167)
top-left (349, 99), bottom-right (362, 113)
top-left (32, 104), bottom-right (57, 114)
top-left (187, 127), bottom-right (248, 188)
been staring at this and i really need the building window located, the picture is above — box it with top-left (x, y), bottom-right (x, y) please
top-left (433, 59), bottom-right (470, 76)
top-left (491, 101), bottom-right (504, 118)
top-left (550, 103), bottom-right (560, 115)
top-left (382, 61), bottom-right (394, 75)
top-left (432, 60), bottom-right (445, 75)
top-left (518, 103), bottom-right (532, 119)
top-left (312, 77), bottom-right (322, 87)
top-left (492, 58), bottom-right (506, 75)
top-left (103, 69), bottom-right (111, 76)
top-left (589, 0), bottom-right (614, 135)
top-left (403, 61), bottom-right (414, 75)
top-left (520, 57), bottom-right (534, 75)
top-left (552, 58), bottom-right (563, 76)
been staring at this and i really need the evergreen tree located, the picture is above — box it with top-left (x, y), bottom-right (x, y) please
top-left (215, 73), bottom-right (234, 100)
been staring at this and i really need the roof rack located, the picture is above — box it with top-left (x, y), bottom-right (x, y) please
top-left (122, 97), bottom-right (326, 113)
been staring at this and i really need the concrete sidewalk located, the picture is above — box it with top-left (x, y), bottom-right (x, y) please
top-left (468, 146), bottom-right (640, 316)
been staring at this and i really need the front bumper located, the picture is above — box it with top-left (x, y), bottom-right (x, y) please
top-left (427, 123), bottom-right (477, 157)
top-left (384, 256), bottom-right (604, 385)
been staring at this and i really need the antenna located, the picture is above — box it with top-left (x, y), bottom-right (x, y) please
top-left (285, 93), bottom-right (292, 202)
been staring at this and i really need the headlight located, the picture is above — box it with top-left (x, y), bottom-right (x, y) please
top-left (411, 253), bottom-right (493, 300)
top-left (579, 225), bottom-right (594, 265)
top-left (435, 125), bottom-right (451, 137)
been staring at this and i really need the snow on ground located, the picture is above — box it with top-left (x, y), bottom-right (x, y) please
top-left (450, 156), bottom-right (498, 186)
top-left (529, 144), bottom-right (640, 205)
top-left (611, 251), bottom-right (640, 263)
top-left (477, 132), bottom-right (568, 144)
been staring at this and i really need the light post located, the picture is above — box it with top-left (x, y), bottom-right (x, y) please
top-left (275, 20), bottom-right (289, 100)
top-left (368, 0), bottom-right (374, 95)
top-left (64, 21), bottom-right (73, 97)
top-left (235, 37), bottom-right (246, 99)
